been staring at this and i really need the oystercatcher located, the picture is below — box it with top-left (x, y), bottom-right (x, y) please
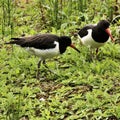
top-left (77, 20), bottom-right (114, 57)
top-left (6, 33), bottom-right (80, 79)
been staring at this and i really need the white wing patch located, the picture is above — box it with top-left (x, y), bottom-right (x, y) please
top-left (78, 29), bottom-right (105, 48)
top-left (26, 41), bottom-right (60, 60)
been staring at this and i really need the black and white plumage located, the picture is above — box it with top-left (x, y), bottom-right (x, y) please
top-left (6, 33), bottom-right (80, 79)
top-left (77, 20), bottom-right (114, 55)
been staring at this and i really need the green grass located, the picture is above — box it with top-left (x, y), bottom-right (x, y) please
top-left (0, 0), bottom-right (120, 119)
top-left (0, 39), bottom-right (120, 120)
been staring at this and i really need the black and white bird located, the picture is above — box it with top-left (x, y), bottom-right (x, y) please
top-left (77, 20), bottom-right (114, 56)
top-left (6, 33), bottom-right (80, 79)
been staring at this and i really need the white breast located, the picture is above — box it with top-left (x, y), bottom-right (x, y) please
top-left (78, 29), bottom-right (105, 48)
top-left (26, 41), bottom-right (60, 60)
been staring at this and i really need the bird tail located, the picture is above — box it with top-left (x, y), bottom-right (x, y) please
top-left (5, 38), bottom-right (24, 45)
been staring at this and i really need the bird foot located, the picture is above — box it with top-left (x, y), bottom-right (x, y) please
top-left (36, 73), bottom-right (47, 80)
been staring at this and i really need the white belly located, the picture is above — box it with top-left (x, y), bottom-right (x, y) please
top-left (26, 41), bottom-right (60, 60)
top-left (78, 29), bottom-right (106, 48)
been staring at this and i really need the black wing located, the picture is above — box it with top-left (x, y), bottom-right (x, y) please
top-left (8, 34), bottom-right (59, 49)
top-left (78, 25), bottom-right (94, 38)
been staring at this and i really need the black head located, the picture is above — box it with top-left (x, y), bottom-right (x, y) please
top-left (97, 20), bottom-right (114, 42)
top-left (59, 36), bottom-right (80, 54)
top-left (60, 36), bottom-right (72, 46)
top-left (97, 20), bottom-right (110, 30)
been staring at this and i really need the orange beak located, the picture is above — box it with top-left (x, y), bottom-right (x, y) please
top-left (70, 44), bottom-right (80, 53)
top-left (105, 28), bottom-right (114, 42)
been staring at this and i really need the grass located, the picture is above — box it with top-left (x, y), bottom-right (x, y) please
top-left (0, 0), bottom-right (120, 120)
top-left (0, 39), bottom-right (120, 119)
